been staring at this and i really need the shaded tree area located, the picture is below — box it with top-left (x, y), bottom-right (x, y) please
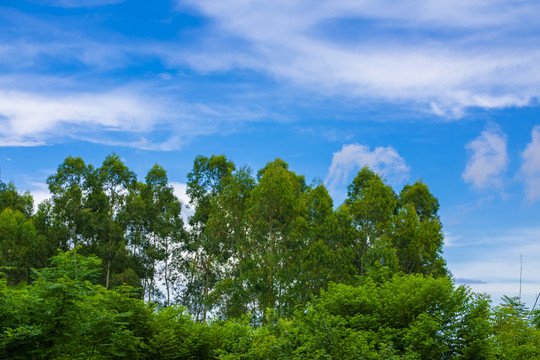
top-left (1, 155), bottom-right (539, 359)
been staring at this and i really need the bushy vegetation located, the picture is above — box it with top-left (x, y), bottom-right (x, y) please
top-left (1, 154), bottom-right (539, 359)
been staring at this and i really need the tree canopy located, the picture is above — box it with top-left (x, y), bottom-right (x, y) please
top-left (1, 154), bottom-right (538, 359)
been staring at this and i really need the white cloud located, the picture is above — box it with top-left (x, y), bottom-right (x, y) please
top-left (0, 82), bottom-right (268, 150)
top-left (447, 226), bottom-right (540, 306)
top-left (3, 1), bottom-right (540, 120)
top-left (27, 182), bottom-right (51, 212)
top-left (0, 87), bottom-right (162, 147)
top-left (520, 126), bottom-right (540, 202)
top-left (462, 126), bottom-right (508, 189)
top-left (176, 0), bottom-right (540, 115)
top-left (170, 182), bottom-right (194, 224)
top-left (325, 143), bottom-right (409, 196)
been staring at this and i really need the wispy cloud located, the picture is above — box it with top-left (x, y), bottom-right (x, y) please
top-left (462, 125), bottom-right (508, 190)
top-left (0, 87), bottom-right (162, 147)
top-left (325, 143), bottom-right (409, 198)
top-left (520, 126), bottom-right (540, 202)
top-left (447, 226), bottom-right (540, 305)
top-left (177, 0), bottom-right (540, 115)
top-left (0, 80), bottom-right (269, 150)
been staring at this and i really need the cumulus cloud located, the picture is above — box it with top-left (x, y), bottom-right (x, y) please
top-left (325, 143), bottom-right (410, 194)
top-left (520, 126), bottom-right (540, 202)
top-left (462, 126), bottom-right (508, 189)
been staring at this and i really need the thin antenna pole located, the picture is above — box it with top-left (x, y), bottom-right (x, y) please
top-left (519, 255), bottom-right (523, 304)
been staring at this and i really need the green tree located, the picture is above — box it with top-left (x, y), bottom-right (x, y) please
top-left (0, 249), bottom-right (153, 359)
top-left (345, 167), bottom-right (397, 276)
top-left (91, 154), bottom-right (137, 289)
top-left (208, 166), bottom-right (255, 319)
top-left (185, 155), bottom-right (235, 322)
top-left (0, 208), bottom-right (38, 285)
top-left (0, 178), bottom-right (33, 218)
top-left (141, 164), bottom-right (184, 305)
top-left (393, 181), bottom-right (447, 277)
top-left (47, 156), bottom-right (90, 251)
top-left (492, 296), bottom-right (540, 359)
top-left (248, 159), bottom-right (306, 319)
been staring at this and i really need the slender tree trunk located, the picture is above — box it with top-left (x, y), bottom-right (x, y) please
top-left (268, 225), bottom-right (273, 313)
top-left (106, 257), bottom-right (111, 289)
top-left (165, 237), bottom-right (170, 306)
top-left (203, 255), bottom-right (210, 323)
top-left (149, 233), bottom-right (157, 303)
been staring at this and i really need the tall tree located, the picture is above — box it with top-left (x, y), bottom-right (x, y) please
top-left (47, 156), bottom-right (89, 250)
top-left (345, 167), bottom-right (397, 276)
top-left (207, 165), bottom-right (255, 319)
top-left (140, 164), bottom-right (184, 305)
top-left (398, 180), bottom-right (440, 221)
top-left (248, 159), bottom-right (306, 318)
top-left (393, 181), bottom-right (447, 276)
top-left (185, 155), bottom-right (235, 322)
top-left (93, 153), bottom-right (136, 289)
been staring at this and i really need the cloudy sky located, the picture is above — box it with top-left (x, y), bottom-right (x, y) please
top-left (1, 0), bottom-right (540, 306)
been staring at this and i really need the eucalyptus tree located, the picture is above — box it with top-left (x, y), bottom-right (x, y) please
top-left (206, 165), bottom-right (255, 319)
top-left (393, 181), bottom-right (447, 276)
top-left (140, 164), bottom-right (184, 305)
top-left (248, 159), bottom-right (306, 318)
top-left (46, 156), bottom-right (90, 251)
top-left (91, 154), bottom-right (137, 289)
top-left (344, 167), bottom-right (397, 276)
top-left (185, 154), bottom-right (235, 322)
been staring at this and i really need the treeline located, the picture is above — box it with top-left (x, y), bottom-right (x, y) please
top-left (1, 154), bottom-right (446, 320)
top-left (1, 154), bottom-right (540, 359)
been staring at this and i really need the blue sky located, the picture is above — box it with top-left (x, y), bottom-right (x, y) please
top-left (1, 0), bottom-right (540, 306)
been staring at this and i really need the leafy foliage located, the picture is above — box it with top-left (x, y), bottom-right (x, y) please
top-left (1, 154), bottom-right (538, 359)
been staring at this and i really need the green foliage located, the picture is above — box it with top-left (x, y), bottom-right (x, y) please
top-left (218, 275), bottom-right (494, 359)
top-left (0, 248), bottom-right (153, 359)
top-left (0, 178), bottom-right (34, 218)
top-left (492, 296), bottom-right (540, 359)
top-left (0, 208), bottom-right (38, 285)
top-left (6, 153), bottom-right (537, 359)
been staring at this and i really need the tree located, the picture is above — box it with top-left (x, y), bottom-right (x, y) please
top-left (398, 180), bottom-right (440, 221)
top-left (393, 181), bottom-right (447, 277)
top-left (492, 296), bottom-right (540, 359)
top-left (0, 208), bottom-right (38, 285)
top-left (344, 167), bottom-right (397, 276)
top-left (0, 178), bottom-right (33, 218)
top-left (47, 156), bottom-right (89, 250)
top-left (185, 155), bottom-right (235, 322)
top-left (92, 154), bottom-right (137, 289)
top-left (140, 164), bottom-right (184, 305)
top-left (207, 166), bottom-right (255, 319)
top-left (0, 249), bottom-right (153, 359)
top-left (248, 159), bottom-right (306, 318)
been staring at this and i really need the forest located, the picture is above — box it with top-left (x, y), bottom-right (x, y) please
top-left (1, 153), bottom-right (539, 359)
